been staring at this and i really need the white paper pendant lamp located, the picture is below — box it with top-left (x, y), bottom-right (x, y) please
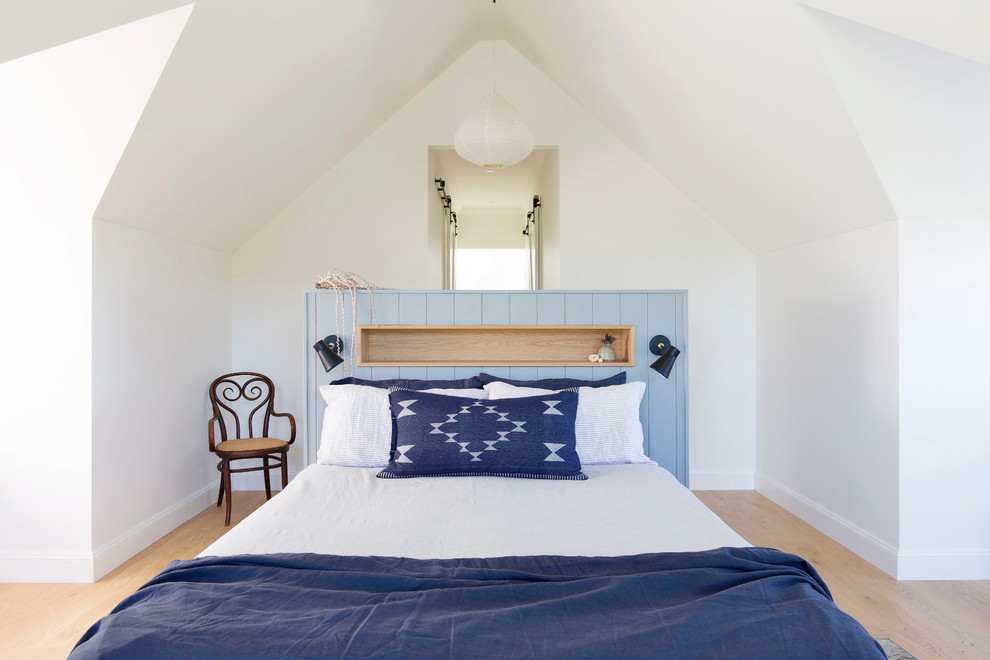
top-left (454, 93), bottom-right (534, 170)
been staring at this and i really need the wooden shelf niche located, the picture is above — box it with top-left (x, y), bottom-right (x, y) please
top-left (357, 325), bottom-right (634, 367)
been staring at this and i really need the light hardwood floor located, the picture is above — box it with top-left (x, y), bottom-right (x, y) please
top-left (695, 491), bottom-right (990, 660)
top-left (0, 492), bottom-right (270, 660)
top-left (2, 490), bottom-right (987, 659)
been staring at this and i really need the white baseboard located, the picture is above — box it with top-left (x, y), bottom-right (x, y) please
top-left (897, 550), bottom-right (990, 580)
top-left (0, 551), bottom-right (95, 583)
top-left (1, 483), bottom-right (239, 583)
top-left (689, 472), bottom-right (754, 490)
top-left (92, 483), bottom-right (215, 581)
top-left (755, 473), bottom-right (899, 578)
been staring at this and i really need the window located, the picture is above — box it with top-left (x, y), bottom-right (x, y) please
top-left (455, 249), bottom-right (530, 290)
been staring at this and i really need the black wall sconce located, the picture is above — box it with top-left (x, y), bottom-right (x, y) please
top-left (313, 335), bottom-right (344, 372)
top-left (649, 335), bottom-right (681, 379)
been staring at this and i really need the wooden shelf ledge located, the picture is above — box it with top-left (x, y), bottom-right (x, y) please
top-left (357, 325), bottom-right (635, 367)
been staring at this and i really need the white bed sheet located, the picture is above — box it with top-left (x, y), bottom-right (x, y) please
top-left (202, 463), bottom-right (748, 558)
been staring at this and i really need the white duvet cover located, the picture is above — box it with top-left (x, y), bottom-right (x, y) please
top-left (202, 463), bottom-right (748, 558)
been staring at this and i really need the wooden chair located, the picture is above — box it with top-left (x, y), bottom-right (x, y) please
top-left (208, 372), bottom-right (295, 525)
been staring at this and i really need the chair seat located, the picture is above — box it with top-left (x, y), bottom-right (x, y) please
top-left (216, 437), bottom-right (287, 455)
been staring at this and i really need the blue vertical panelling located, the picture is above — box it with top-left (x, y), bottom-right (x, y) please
top-left (337, 292), bottom-right (353, 374)
top-left (673, 292), bottom-right (688, 485)
top-left (305, 292), bottom-right (319, 465)
top-left (648, 293), bottom-right (678, 480)
top-left (316, 290), bottom-right (344, 385)
top-left (621, 293), bottom-right (650, 457)
top-left (591, 293), bottom-right (621, 381)
top-left (509, 292), bottom-right (538, 323)
top-left (426, 293), bottom-right (456, 380)
top-left (453, 294), bottom-right (483, 378)
top-left (353, 292), bottom-right (373, 380)
top-left (369, 292), bottom-right (400, 380)
top-left (536, 293), bottom-right (565, 323)
top-left (398, 292), bottom-right (428, 323)
top-left (482, 293), bottom-right (510, 325)
top-left (482, 293), bottom-right (512, 379)
top-left (397, 293), bottom-right (428, 380)
top-left (314, 291), bottom-right (334, 341)
top-left (536, 293), bottom-right (565, 379)
top-left (371, 291), bottom-right (399, 324)
top-left (427, 292), bottom-right (455, 322)
top-left (508, 293), bottom-right (538, 380)
top-left (305, 290), bottom-right (687, 486)
top-left (454, 293), bottom-right (483, 323)
top-left (563, 293), bottom-right (594, 381)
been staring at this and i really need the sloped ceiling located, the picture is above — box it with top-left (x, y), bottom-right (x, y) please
top-left (6, 0), bottom-right (987, 254)
top-left (0, 0), bottom-right (191, 65)
top-left (805, 8), bottom-right (990, 220)
top-left (801, 0), bottom-right (990, 68)
top-left (504, 0), bottom-right (898, 254)
top-left (95, 0), bottom-right (480, 251)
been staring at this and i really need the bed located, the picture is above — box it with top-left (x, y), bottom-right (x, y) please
top-left (70, 465), bottom-right (883, 658)
top-left (75, 295), bottom-right (884, 657)
top-left (70, 363), bottom-right (885, 659)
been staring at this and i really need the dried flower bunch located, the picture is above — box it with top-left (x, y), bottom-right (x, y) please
top-left (315, 268), bottom-right (388, 292)
top-left (314, 268), bottom-right (389, 375)
top-left (602, 333), bottom-right (616, 345)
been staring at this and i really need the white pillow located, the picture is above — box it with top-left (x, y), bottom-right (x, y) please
top-left (318, 385), bottom-right (488, 467)
top-left (483, 381), bottom-right (650, 465)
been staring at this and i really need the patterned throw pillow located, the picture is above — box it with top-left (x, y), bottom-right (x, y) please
top-left (317, 385), bottom-right (487, 467)
top-left (483, 381), bottom-right (650, 465)
top-left (476, 372), bottom-right (626, 389)
top-left (330, 376), bottom-right (484, 390)
top-left (377, 390), bottom-right (586, 480)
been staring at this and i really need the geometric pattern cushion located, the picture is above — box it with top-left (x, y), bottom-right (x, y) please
top-left (317, 385), bottom-right (488, 468)
top-left (484, 381), bottom-right (650, 465)
top-left (330, 376), bottom-right (484, 390)
top-left (476, 371), bottom-right (626, 389)
top-left (377, 390), bottom-right (585, 480)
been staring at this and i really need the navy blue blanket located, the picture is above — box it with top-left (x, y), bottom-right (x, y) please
top-left (71, 547), bottom-right (884, 659)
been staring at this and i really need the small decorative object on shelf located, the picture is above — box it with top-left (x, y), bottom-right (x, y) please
top-left (588, 354), bottom-right (601, 363)
top-left (597, 333), bottom-right (616, 362)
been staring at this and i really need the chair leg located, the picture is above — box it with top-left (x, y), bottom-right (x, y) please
top-left (263, 455), bottom-right (272, 500)
top-left (281, 450), bottom-right (288, 490)
top-left (217, 478), bottom-right (224, 507)
top-left (222, 459), bottom-right (233, 526)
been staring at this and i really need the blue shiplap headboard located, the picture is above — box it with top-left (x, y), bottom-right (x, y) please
top-left (305, 290), bottom-right (689, 485)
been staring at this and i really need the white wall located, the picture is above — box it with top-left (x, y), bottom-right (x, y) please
top-left (806, 8), bottom-right (990, 222)
top-left (807, 8), bottom-right (990, 579)
top-left (457, 212), bottom-right (526, 249)
top-left (0, 5), bottom-right (190, 582)
top-left (232, 41), bottom-right (757, 488)
top-left (558, 134), bottom-right (757, 489)
top-left (91, 220), bottom-right (232, 579)
top-left (756, 222), bottom-right (900, 576)
top-left (899, 219), bottom-right (990, 579)
top-left (427, 148), bottom-right (446, 289)
top-left (536, 149), bottom-right (560, 289)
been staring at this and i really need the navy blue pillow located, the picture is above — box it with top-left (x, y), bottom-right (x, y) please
top-left (476, 371), bottom-right (626, 389)
top-left (331, 376), bottom-right (483, 390)
top-left (378, 391), bottom-right (585, 480)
